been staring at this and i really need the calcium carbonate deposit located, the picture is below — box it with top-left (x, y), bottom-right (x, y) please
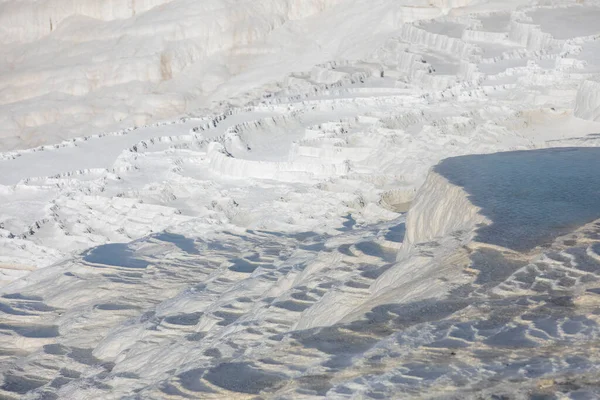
top-left (2, 0), bottom-right (600, 398)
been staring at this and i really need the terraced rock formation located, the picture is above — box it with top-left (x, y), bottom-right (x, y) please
top-left (2, 1), bottom-right (600, 398)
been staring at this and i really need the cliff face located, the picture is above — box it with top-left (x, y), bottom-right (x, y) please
top-left (403, 168), bottom-right (489, 249)
top-left (3, 2), bottom-right (600, 397)
top-left (575, 77), bottom-right (600, 122)
top-left (0, 0), bottom-right (349, 148)
top-left (0, 0), bottom-right (471, 150)
top-left (404, 148), bottom-right (600, 252)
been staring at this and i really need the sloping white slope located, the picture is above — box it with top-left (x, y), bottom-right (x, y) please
top-left (575, 76), bottom-right (600, 121)
top-left (0, 0), bottom-right (463, 150)
top-left (3, 149), bottom-right (600, 399)
top-left (0, 0), bottom-right (344, 148)
top-left (403, 170), bottom-right (489, 248)
top-left (2, 0), bottom-right (600, 398)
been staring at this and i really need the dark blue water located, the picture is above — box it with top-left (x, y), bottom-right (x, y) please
top-left (154, 232), bottom-right (199, 254)
top-left (435, 148), bottom-right (600, 251)
top-left (337, 214), bottom-right (357, 232)
top-left (384, 223), bottom-right (405, 243)
top-left (83, 244), bottom-right (150, 268)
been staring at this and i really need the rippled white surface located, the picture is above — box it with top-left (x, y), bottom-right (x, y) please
top-left (2, 0), bottom-right (600, 398)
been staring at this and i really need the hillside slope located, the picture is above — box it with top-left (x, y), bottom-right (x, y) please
top-left (2, 0), bottom-right (600, 398)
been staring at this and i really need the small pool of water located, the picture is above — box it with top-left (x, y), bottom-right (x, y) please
top-left (83, 244), bottom-right (150, 269)
top-left (154, 232), bottom-right (199, 254)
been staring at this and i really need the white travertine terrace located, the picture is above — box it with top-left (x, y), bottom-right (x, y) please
top-left (2, 0), bottom-right (600, 398)
top-left (575, 76), bottom-right (600, 122)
